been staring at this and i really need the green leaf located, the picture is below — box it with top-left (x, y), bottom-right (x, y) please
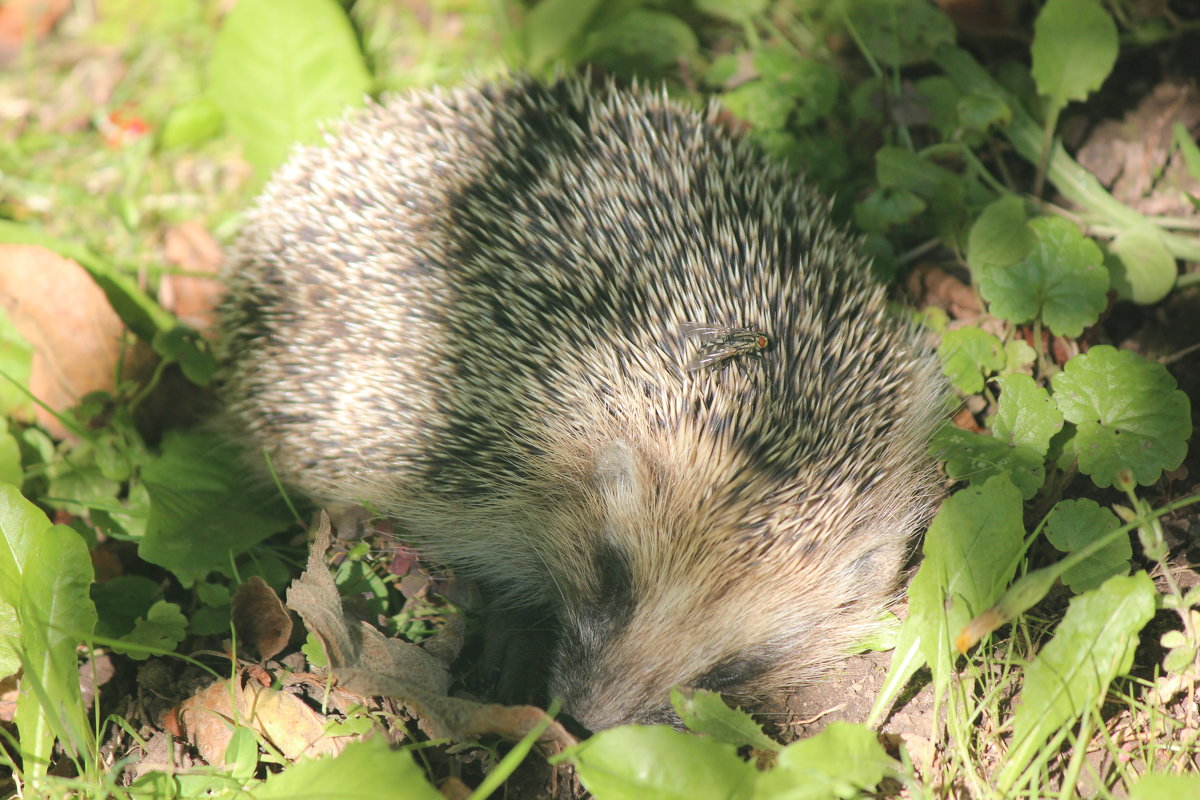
top-left (977, 216), bottom-right (1108, 337)
top-left (695, 0), bottom-right (768, 24)
top-left (937, 326), bottom-right (1004, 395)
top-left (152, 327), bottom-right (218, 386)
top-left (563, 726), bottom-right (756, 799)
top-left (956, 89), bottom-right (1011, 132)
top-left (998, 572), bottom-right (1155, 791)
top-left (992, 374), bottom-right (1063, 458)
top-left (91, 575), bottom-right (161, 639)
top-left (0, 428), bottom-right (21, 487)
top-left (139, 429), bottom-right (293, 585)
top-left (256, 737), bottom-right (442, 800)
top-left (875, 146), bottom-right (958, 200)
top-left (881, 476), bottom-right (1025, 707)
top-left (0, 483), bottom-right (98, 778)
top-left (523, 0), bottom-right (604, 72)
top-left (1174, 122), bottom-right (1200, 181)
top-left (580, 11), bottom-right (698, 79)
top-left (1030, 0), bottom-right (1118, 112)
top-left (1131, 773), bottom-right (1200, 800)
top-left (853, 187), bottom-right (925, 234)
top-left (723, 81), bottom-right (795, 131)
top-left (844, 0), bottom-right (956, 68)
top-left (159, 96), bottom-right (224, 149)
top-left (1108, 222), bottom-right (1177, 304)
top-left (966, 195), bottom-right (1034, 274)
top-left (1043, 499), bottom-right (1129, 593)
top-left (672, 687), bottom-right (777, 751)
top-left (1052, 346), bottom-right (1192, 487)
top-left (934, 425), bottom-right (1044, 499)
top-left (110, 600), bottom-right (188, 660)
top-left (0, 309), bottom-right (34, 419)
top-left (753, 48), bottom-right (839, 127)
top-left (754, 722), bottom-right (895, 800)
top-left (208, 0), bottom-right (371, 175)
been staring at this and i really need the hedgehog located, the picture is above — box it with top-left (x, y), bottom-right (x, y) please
top-left (217, 75), bottom-right (946, 732)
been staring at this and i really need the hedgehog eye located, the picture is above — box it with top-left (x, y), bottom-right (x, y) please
top-left (692, 655), bottom-right (769, 692)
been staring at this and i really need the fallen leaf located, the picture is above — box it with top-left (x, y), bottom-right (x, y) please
top-left (0, 244), bottom-right (154, 437)
top-left (176, 673), bottom-right (350, 765)
top-left (232, 576), bottom-right (293, 661)
top-left (160, 221), bottom-right (224, 334)
top-left (286, 513), bottom-right (576, 750)
top-left (0, 0), bottom-right (70, 63)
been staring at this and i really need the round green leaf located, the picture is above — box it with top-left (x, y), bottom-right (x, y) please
top-left (934, 425), bottom-right (1044, 499)
top-left (1043, 499), bottom-right (1129, 593)
top-left (1108, 223), bottom-right (1177, 304)
top-left (992, 374), bottom-right (1063, 458)
top-left (1031, 0), bottom-right (1117, 112)
top-left (580, 10), bottom-right (698, 79)
top-left (1052, 346), bottom-right (1192, 487)
top-left (566, 726), bottom-right (756, 799)
top-left (938, 326), bottom-right (1004, 395)
top-left (854, 187), bottom-right (925, 234)
top-left (978, 216), bottom-right (1108, 337)
top-left (967, 195), bottom-right (1034, 274)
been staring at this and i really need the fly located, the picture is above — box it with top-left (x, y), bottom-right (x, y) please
top-left (682, 322), bottom-right (771, 372)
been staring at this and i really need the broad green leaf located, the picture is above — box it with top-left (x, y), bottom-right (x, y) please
top-left (523, 0), bottom-right (604, 72)
top-left (1108, 222), bottom-right (1177, 304)
top-left (159, 96), bottom-right (223, 149)
top-left (1043, 499), bottom-right (1129, 593)
top-left (991, 374), bottom-right (1063, 458)
top-left (998, 572), bottom-right (1155, 791)
top-left (978, 216), bottom-right (1108, 337)
top-left (580, 11), bottom-right (698, 79)
top-left (1131, 773), bottom-right (1200, 800)
top-left (1031, 0), bottom-right (1117, 112)
top-left (956, 89), bottom-right (1011, 132)
top-left (139, 429), bottom-right (293, 585)
top-left (209, 0), bottom-right (370, 175)
top-left (696, 0), bottom-right (768, 24)
top-left (0, 428), bottom-right (20, 486)
top-left (110, 600), bottom-right (188, 660)
top-left (10, 487), bottom-right (98, 778)
top-left (967, 195), bottom-right (1034, 274)
top-left (672, 687), bottom-right (777, 751)
top-left (854, 187), bottom-right (925, 234)
top-left (564, 725), bottom-right (756, 799)
top-left (877, 476), bottom-right (1025, 712)
top-left (256, 737), bottom-right (441, 800)
top-left (723, 81), bottom-right (795, 131)
top-left (844, 0), bottom-right (956, 68)
top-left (934, 426), bottom-right (1044, 499)
top-left (754, 48), bottom-right (839, 127)
top-left (1052, 346), bottom-right (1192, 487)
top-left (91, 575), bottom-right (161, 639)
top-left (937, 326), bottom-right (1004, 394)
top-left (1001, 339), bottom-right (1037, 375)
top-left (875, 146), bottom-right (959, 200)
top-left (754, 722), bottom-right (895, 799)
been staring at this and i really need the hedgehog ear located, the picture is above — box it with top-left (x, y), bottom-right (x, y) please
top-left (592, 438), bottom-right (647, 512)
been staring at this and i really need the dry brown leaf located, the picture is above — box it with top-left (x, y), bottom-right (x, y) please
top-left (232, 575), bottom-right (293, 661)
top-left (286, 513), bottom-right (576, 749)
top-left (176, 674), bottom-right (349, 765)
top-left (160, 221), bottom-right (224, 334)
top-left (0, 244), bottom-right (153, 437)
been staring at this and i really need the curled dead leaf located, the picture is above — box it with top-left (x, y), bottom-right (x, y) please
top-left (232, 575), bottom-right (293, 661)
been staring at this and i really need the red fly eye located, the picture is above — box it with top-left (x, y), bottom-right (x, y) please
top-left (756, 335), bottom-right (768, 349)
